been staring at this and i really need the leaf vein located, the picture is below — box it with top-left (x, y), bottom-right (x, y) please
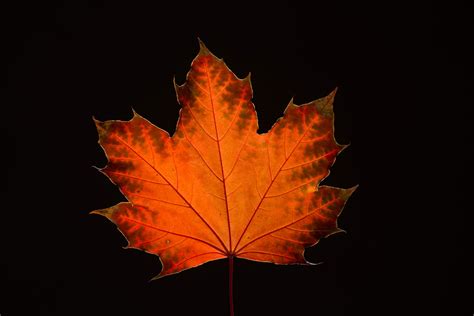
top-left (122, 216), bottom-right (226, 254)
top-left (235, 198), bottom-right (339, 254)
top-left (114, 136), bottom-right (228, 252)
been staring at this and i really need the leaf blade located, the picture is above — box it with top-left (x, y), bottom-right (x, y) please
top-left (92, 41), bottom-right (356, 278)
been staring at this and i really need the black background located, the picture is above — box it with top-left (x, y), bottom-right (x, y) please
top-left (2, 1), bottom-right (472, 315)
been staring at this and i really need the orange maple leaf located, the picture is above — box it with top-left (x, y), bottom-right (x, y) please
top-left (92, 41), bottom-right (356, 284)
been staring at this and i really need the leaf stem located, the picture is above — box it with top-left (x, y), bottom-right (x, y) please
top-left (229, 255), bottom-right (234, 316)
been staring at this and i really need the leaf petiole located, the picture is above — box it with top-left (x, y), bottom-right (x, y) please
top-left (229, 255), bottom-right (234, 316)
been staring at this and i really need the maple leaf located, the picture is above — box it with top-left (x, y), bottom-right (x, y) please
top-left (91, 41), bottom-right (356, 284)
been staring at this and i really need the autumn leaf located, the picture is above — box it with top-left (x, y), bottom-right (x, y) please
top-left (91, 41), bottom-right (356, 283)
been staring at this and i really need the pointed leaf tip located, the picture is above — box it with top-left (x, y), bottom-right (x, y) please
top-left (343, 185), bottom-right (359, 200)
top-left (150, 274), bottom-right (163, 281)
top-left (314, 88), bottom-right (338, 116)
top-left (92, 116), bottom-right (103, 125)
top-left (324, 87), bottom-right (338, 105)
top-left (349, 184), bottom-right (359, 195)
top-left (90, 208), bottom-right (114, 218)
top-left (245, 72), bottom-right (251, 81)
top-left (288, 97), bottom-right (295, 107)
top-left (337, 228), bottom-right (348, 234)
top-left (198, 38), bottom-right (210, 56)
top-left (172, 75), bottom-right (182, 90)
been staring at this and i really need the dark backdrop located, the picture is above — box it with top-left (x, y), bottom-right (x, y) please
top-left (3, 1), bottom-right (472, 315)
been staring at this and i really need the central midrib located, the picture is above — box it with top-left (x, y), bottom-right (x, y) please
top-left (204, 61), bottom-right (234, 254)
